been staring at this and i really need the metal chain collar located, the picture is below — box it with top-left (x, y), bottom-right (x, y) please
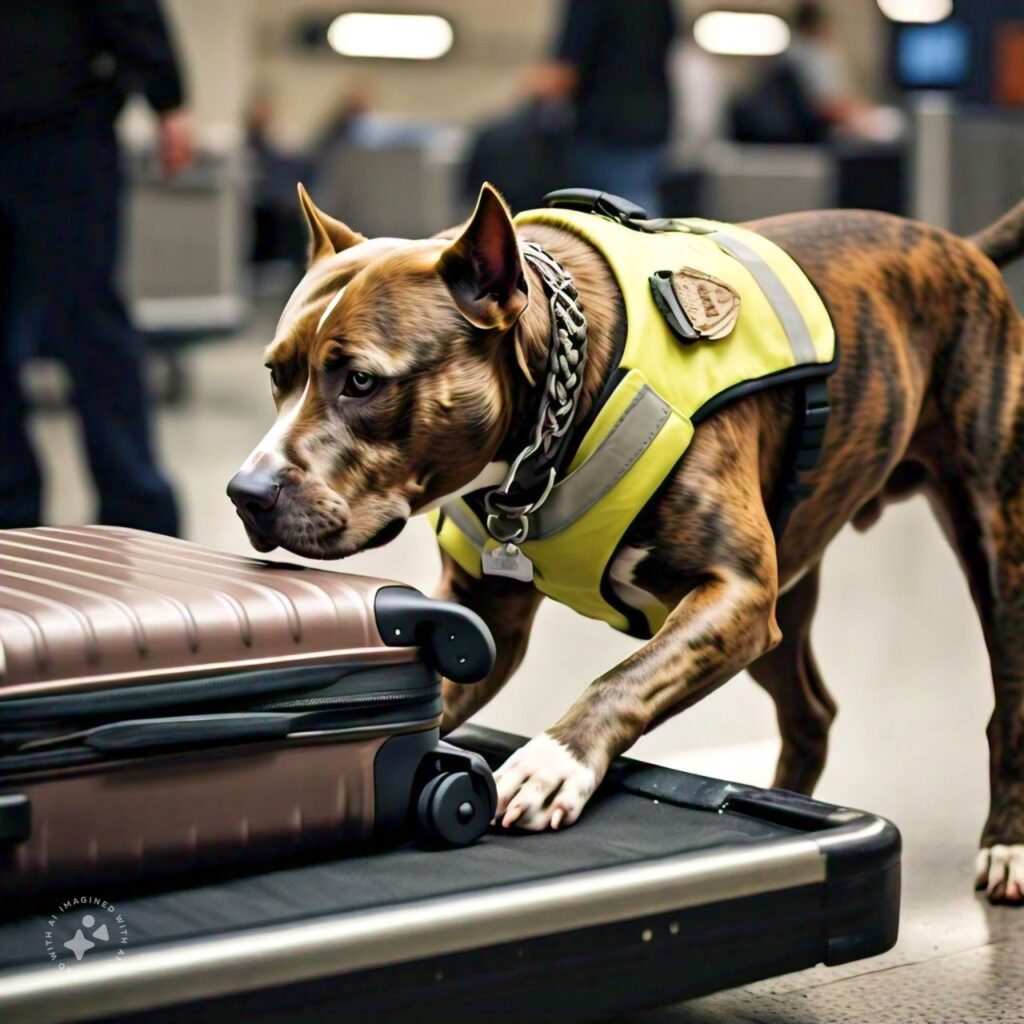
top-left (484, 241), bottom-right (588, 545)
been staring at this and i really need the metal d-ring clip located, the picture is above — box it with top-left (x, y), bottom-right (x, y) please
top-left (508, 465), bottom-right (555, 516)
top-left (485, 512), bottom-right (529, 545)
top-left (482, 464), bottom-right (555, 541)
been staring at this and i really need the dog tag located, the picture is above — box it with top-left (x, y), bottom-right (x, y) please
top-left (671, 268), bottom-right (740, 340)
top-left (482, 543), bottom-right (534, 583)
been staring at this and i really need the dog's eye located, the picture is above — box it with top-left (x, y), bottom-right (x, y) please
top-left (266, 365), bottom-right (281, 389)
top-left (342, 369), bottom-right (381, 398)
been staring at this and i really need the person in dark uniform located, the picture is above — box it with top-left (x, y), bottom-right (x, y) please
top-left (528, 0), bottom-right (676, 216)
top-left (0, 1), bottom-right (191, 535)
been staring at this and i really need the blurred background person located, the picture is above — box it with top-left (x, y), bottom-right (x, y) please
top-left (730, 0), bottom-right (903, 146)
top-left (527, 0), bottom-right (677, 215)
top-left (786, 0), bottom-right (861, 135)
top-left (785, 0), bottom-right (903, 142)
top-left (246, 86), bottom-right (312, 282)
top-left (461, 89), bottom-right (572, 215)
top-left (0, 0), bottom-right (190, 535)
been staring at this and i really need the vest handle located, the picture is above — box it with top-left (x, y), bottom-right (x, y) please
top-left (542, 188), bottom-right (649, 224)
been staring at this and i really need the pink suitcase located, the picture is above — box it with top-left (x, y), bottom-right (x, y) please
top-left (0, 527), bottom-right (496, 903)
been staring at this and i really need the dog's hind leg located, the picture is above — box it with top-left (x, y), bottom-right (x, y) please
top-left (974, 511), bottom-right (1024, 905)
top-left (747, 564), bottom-right (836, 795)
top-left (924, 275), bottom-right (1024, 903)
top-left (930, 467), bottom-right (1024, 905)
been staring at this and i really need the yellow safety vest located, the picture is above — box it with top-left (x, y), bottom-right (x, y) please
top-left (430, 208), bottom-right (836, 638)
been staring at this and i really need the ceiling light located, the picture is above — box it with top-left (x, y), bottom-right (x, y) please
top-left (876, 0), bottom-right (953, 24)
top-left (693, 11), bottom-right (791, 57)
top-left (327, 12), bottom-right (454, 60)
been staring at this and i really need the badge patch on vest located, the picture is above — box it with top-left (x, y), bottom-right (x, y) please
top-left (650, 268), bottom-right (741, 342)
top-left (483, 542), bottom-right (534, 583)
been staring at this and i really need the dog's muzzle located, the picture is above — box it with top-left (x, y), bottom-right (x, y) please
top-left (227, 466), bottom-right (282, 534)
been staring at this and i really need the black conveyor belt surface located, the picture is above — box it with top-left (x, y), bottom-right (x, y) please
top-left (0, 785), bottom-right (783, 969)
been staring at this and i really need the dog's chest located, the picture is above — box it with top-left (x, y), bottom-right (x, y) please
top-left (607, 545), bottom-right (664, 620)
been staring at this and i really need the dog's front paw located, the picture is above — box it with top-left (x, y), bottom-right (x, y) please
top-left (494, 733), bottom-right (599, 832)
top-left (975, 844), bottom-right (1024, 904)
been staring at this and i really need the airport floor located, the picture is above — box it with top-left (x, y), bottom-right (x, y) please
top-left (25, 323), bottom-right (1024, 1024)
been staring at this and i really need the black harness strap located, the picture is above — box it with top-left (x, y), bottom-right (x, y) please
top-left (772, 377), bottom-right (831, 538)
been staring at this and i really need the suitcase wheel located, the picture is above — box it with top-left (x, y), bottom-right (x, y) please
top-left (416, 769), bottom-right (495, 848)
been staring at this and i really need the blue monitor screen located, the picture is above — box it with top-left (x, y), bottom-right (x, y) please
top-left (897, 22), bottom-right (971, 89)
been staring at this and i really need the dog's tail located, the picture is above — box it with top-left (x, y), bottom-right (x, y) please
top-left (970, 198), bottom-right (1024, 269)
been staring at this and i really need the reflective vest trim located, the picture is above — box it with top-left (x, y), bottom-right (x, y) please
top-left (706, 231), bottom-right (818, 366)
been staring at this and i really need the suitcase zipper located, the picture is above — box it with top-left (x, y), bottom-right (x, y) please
top-left (4, 686), bottom-right (441, 757)
top-left (254, 686), bottom-right (439, 712)
top-left (0, 665), bottom-right (350, 723)
top-left (1, 663), bottom-right (436, 724)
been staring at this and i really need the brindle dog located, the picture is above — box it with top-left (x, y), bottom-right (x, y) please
top-left (229, 183), bottom-right (1024, 904)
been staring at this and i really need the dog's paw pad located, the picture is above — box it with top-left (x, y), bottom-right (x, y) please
top-left (493, 733), bottom-right (598, 832)
top-left (975, 844), bottom-right (1024, 903)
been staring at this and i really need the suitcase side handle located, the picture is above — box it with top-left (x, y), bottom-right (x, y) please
top-left (0, 793), bottom-right (31, 846)
top-left (375, 587), bottom-right (496, 685)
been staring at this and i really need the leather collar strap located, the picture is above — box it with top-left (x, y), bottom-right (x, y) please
top-left (483, 241), bottom-right (588, 546)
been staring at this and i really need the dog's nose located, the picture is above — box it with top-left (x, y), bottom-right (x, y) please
top-left (227, 467), bottom-right (281, 523)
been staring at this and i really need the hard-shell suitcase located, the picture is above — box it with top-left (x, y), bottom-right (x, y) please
top-left (0, 527), bottom-right (497, 903)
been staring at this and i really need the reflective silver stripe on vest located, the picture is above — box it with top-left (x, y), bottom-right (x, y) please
top-left (442, 498), bottom-right (489, 546)
top-left (707, 231), bottom-right (818, 365)
top-left (441, 385), bottom-right (671, 547)
top-left (529, 385), bottom-right (670, 538)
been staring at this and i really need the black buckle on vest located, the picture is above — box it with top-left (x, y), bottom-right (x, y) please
top-left (543, 188), bottom-right (649, 224)
top-left (774, 378), bottom-right (831, 538)
top-left (649, 270), bottom-right (700, 342)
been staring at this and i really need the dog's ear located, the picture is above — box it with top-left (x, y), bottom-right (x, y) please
top-left (297, 182), bottom-right (366, 264)
top-left (438, 183), bottom-right (527, 331)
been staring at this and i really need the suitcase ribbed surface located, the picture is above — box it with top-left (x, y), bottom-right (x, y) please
top-left (0, 527), bottom-right (407, 696)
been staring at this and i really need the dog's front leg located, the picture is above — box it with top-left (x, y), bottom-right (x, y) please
top-left (495, 511), bottom-right (782, 831)
top-left (433, 550), bottom-right (545, 734)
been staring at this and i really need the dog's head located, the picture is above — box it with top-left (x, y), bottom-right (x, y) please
top-left (227, 183), bottom-right (531, 558)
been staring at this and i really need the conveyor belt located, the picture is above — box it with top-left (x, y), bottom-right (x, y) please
top-left (0, 726), bottom-right (901, 1024)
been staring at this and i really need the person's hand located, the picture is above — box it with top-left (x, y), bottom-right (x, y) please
top-left (523, 61), bottom-right (578, 100)
top-left (158, 108), bottom-right (194, 178)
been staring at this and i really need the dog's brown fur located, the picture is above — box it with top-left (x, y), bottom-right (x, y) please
top-left (230, 185), bottom-right (1024, 903)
